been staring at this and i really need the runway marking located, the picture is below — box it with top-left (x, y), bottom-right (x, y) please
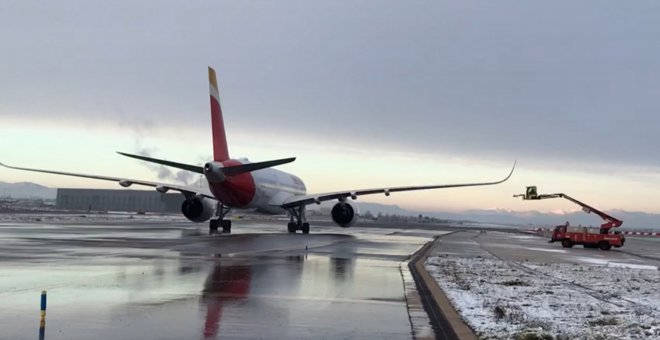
top-left (165, 292), bottom-right (407, 306)
top-left (221, 238), bottom-right (350, 257)
top-left (124, 293), bottom-right (405, 306)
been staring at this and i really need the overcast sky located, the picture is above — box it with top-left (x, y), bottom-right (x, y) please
top-left (2, 1), bottom-right (660, 214)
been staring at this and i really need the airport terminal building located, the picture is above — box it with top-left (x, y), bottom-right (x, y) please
top-left (56, 188), bottom-right (182, 213)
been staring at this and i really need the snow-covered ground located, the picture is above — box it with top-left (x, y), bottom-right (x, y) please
top-left (426, 255), bottom-right (660, 339)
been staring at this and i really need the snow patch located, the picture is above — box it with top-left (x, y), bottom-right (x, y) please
top-left (511, 234), bottom-right (541, 240)
top-left (607, 262), bottom-right (658, 271)
top-left (425, 256), bottom-right (660, 339)
top-left (574, 257), bottom-right (610, 265)
top-left (574, 258), bottom-right (658, 270)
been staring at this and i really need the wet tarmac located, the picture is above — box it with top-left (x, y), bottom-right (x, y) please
top-left (433, 230), bottom-right (660, 269)
top-left (0, 220), bottom-right (447, 340)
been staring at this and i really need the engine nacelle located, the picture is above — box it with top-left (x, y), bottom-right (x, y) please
top-left (181, 197), bottom-right (216, 222)
top-left (331, 201), bottom-right (359, 228)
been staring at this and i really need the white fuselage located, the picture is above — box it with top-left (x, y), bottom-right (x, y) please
top-left (250, 167), bottom-right (307, 214)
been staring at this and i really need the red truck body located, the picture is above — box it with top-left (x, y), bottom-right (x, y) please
top-left (549, 225), bottom-right (625, 250)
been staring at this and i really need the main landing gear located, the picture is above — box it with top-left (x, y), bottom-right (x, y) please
top-left (209, 203), bottom-right (232, 235)
top-left (287, 205), bottom-right (310, 234)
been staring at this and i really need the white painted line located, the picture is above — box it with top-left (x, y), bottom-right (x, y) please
top-left (524, 247), bottom-right (568, 253)
top-left (607, 262), bottom-right (658, 270)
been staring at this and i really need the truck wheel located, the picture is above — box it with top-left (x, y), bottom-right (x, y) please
top-left (561, 239), bottom-right (573, 248)
top-left (599, 242), bottom-right (612, 251)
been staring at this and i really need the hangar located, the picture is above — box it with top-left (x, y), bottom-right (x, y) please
top-left (56, 188), bottom-right (182, 213)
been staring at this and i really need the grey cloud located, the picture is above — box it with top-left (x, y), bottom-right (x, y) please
top-left (1, 1), bottom-right (660, 171)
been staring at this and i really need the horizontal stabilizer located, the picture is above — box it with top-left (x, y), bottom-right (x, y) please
top-left (118, 151), bottom-right (294, 176)
top-left (222, 157), bottom-right (296, 176)
top-left (117, 152), bottom-right (204, 174)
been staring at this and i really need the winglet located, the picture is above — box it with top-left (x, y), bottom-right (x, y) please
top-left (503, 160), bottom-right (516, 183)
top-left (208, 67), bottom-right (218, 91)
top-left (209, 67), bottom-right (230, 162)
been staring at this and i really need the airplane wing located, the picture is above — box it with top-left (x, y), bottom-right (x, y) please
top-left (0, 162), bottom-right (215, 199)
top-left (281, 162), bottom-right (515, 208)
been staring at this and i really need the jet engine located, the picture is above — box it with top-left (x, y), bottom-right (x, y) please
top-left (331, 201), bottom-right (359, 228)
top-left (181, 197), bottom-right (216, 222)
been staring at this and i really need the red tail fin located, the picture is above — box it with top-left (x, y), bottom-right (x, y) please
top-left (208, 67), bottom-right (230, 161)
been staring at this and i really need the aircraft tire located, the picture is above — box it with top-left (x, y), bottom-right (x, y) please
top-left (221, 220), bottom-right (232, 234)
top-left (209, 219), bottom-right (220, 235)
top-left (287, 222), bottom-right (297, 233)
top-left (301, 223), bottom-right (310, 234)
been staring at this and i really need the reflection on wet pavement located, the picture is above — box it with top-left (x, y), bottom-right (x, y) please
top-left (202, 263), bottom-right (251, 339)
top-left (0, 221), bottom-right (440, 339)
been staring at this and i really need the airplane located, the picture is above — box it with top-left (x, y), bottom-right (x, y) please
top-left (0, 67), bottom-right (515, 235)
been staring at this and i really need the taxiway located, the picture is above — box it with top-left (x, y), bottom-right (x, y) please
top-left (0, 219), bottom-right (446, 340)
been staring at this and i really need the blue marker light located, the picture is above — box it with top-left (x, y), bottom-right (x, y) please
top-left (40, 290), bottom-right (47, 317)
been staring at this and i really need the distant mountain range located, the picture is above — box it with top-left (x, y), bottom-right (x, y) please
top-left (436, 208), bottom-right (660, 231)
top-left (0, 181), bottom-right (56, 199)
top-left (313, 201), bottom-right (660, 231)
top-left (1, 181), bottom-right (658, 230)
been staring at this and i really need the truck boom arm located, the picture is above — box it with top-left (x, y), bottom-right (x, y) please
top-left (514, 186), bottom-right (623, 230)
